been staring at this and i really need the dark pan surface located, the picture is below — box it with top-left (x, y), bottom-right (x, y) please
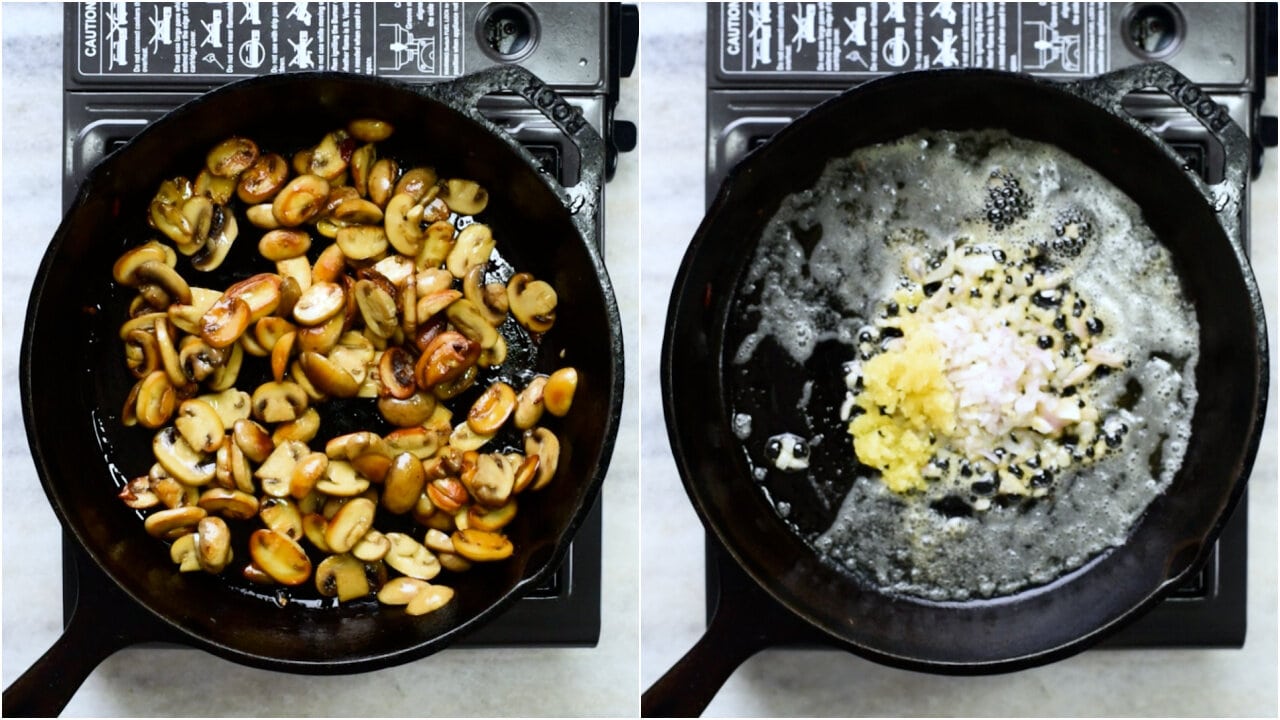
top-left (22, 71), bottom-right (623, 672)
top-left (662, 68), bottom-right (1266, 670)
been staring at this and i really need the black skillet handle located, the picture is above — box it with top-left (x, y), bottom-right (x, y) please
top-left (1061, 62), bottom-right (1250, 244)
top-left (424, 64), bottom-right (607, 244)
top-left (641, 603), bottom-right (771, 718)
top-left (2, 582), bottom-right (162, 717)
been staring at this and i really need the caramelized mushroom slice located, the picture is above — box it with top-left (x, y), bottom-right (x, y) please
top-left (259, 496), bottom-right (304, 540)
top-left (461, 452), bottom-right (516, 508)
top-left (384, 532), bottom-right (441, 580)
top-left (415, 331), bottom-right (479, 389)
top-left (255, 440), bottom-right (309, 498)
top-left (248, 528), bottom-right (312, 586)
top-left (174, 399), bottom-right (225, 454)
top-left (199, 388), bottom-right (252, 428)
top-left (237, 152), bottom-right (289, 204)
top-left (135, 370), bottom-right (177, 429)
top-left (384, 192), bottom-right (427, 256)
top-left (170, 533), bottom-right (201, 572)
top-left (467, 381), bottom-right (516, 435)
top-left (316, 459), bottom-right (372, 497)
top-left (259, 229), bottom-right (311, 261)
top-left (153, 426), bottom-right (216, 486)
top-left (350, 144), bottom-right (377, 197)
top-left (288, 451), bottom-right (329, 499)
top-left (325, 497), bottom-right (377, 554)
top-left (439, 178), bottom-right (489, 216)
top-left (191, 205), bottom-right (239, 272)
top-left (367, 158), bottom-right (399, 208)
top-left (445, 223), bottom-right (495, 279)
top-left (195, 516), bottom-right (233, 573)
top-left (298, 350), bottom-right (360, 398)
top-left (377, 391), bottom-right (437, 428)
top-left (197, 487), bottom-right (260, 520)
top-left (206, 136), bottom-right (259, 178)
top-left (544, 367), bottom-right (578, 417)
top-left (377, 576), bottom-right (429, 606)
top-left (353, 279), bottom-right (399, 338)
top-left (450, 528), bottom-right (513, 562)
top-left (308, 129), bottom-right (353, 180)
top-left (316, 554), bottom-right (371, 602)
top-left (449, 421), bottom-right (494, 453)
top-left (405, 584), bottom-right (455, 616)
top-left (445, 298), bottom-right (500, 350)
top-left (348, 118), bottom-right (394, 143)
top-left (507, 272), bottom-right (557, 333)
top-left (251, 381), bottom-right (308, 424)
top-left (272, 174), bottom-right (330, 227)
top-left (335, 225), bottom-right (389, 260)
top-left (145, 506), bottom-right (207, 540)
top-left (118, 475), bottom-right (160, 510)
top-left (382, 452), bottom-right (427, 515)
top-left (200, 295), bottom-right (251, 348)
top-left (523, 427), bottom-right (560, 490)
top-left (462, 265), bottom-right (507, 327)
top-left (394, 167), bottom-right (438, 201)
top-left (513, 376), bottom-right (548, 430)
top-left (352, 529), bottom-right (391, 562)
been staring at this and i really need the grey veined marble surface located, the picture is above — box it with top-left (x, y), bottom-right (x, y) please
top-left (639, 3), bottom-right (1276, 717)
top-left (1, 2), bottom-right (639, 716)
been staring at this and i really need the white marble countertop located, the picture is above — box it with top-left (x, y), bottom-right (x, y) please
top-left (639, 3), bottom-right (1278, 717)
top-left (1, 3), bottom-right (639, 716)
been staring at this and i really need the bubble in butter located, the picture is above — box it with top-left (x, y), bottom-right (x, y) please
top-left (765, 433), bottom-right (810, 472)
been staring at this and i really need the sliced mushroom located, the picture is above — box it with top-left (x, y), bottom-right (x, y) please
top-left (251, 381), bottom-right (308, 424)
top-left (237, 152), bottom-right (289, 204)
top-left (200, 295), bottom-right (251, 348)
top-left (298, 350), bottom-right (360, 398)
top-left (439, 178), bottom-right (489, 216)
top-left (352, 528), bottom-right (391, 562)
top-left (384, 427), bottom-right (442, 460)
top-left (254, 440), bottom-right (309, 498)
top-left (199, 388), bottom-right (252, 429)
top-left (544, 367), bottom-right (578, 417)
top-left (231, 416), bottom-right (273, 461)
top-left (414, 331), bottom-right (479, 390)
top-left (259, 496), bottom-right (304, 540)
top-left (350, 143), bottom-right (377, 197)
top-left (248, 528), bottom-right (312, 586)
top-left (354, 279), bottom-right (399, 338)
top-left (514, 376), bottom-right (548, 430)
top-left (118, 475), bottom-right (160, 510)
top-left (270, 331), bottom-right (297, 383)
top-left (451, 528), bottom-right (513, 562)
top-left (523, 427), bottom-right (560, 491)
top-left (174, 399), bottom-right (225, 454)
top-left (113, 242), bottom-right (175, 286)
top-left (206, 341), bottom-right (245, 391)
top-left (382, 452), bottom-right (427, 515)
top-left (377, 576), bottom-right (429, 606)
top-left (467, 381), bottom-right (516, 435)
top-left (153, 471), bottom-right (199, 509)
top-left (301, 512), bottom-right (332, 552)
top-left (246, 202), bottom-right (282, 229)
top-left (335, 225), bottom-right (389, 261)
top-left (384, 532), bottom-right (441, 580)
top-left (394, 167), bottom-right (438, 201)
top-left (437, 552), bottom-right (473, 573)
top-left (195, 516), bottom-right (233, 573)
top-left (426, 477), bottom-right (469, 515)
top-left (191, 205), bottom-right (239, 272)
top-left (377, 391), bottom-right (437, 428)
top-left (144, 505), bottom-right (207, 540)
top-left (242, 563), bottom-right (276, 585)
top-left (292, 281), bottom-right (346, 327)
top-left (445, 223), bottom-right (495, 278)
top-left (449, 421), bottom-right (494, 453)
top-left (316, 459), bottom-right (372, 497)
top-left (272, 174), bottom-right (330, 227)
top-left (326, 497), bottom-right (377, 553)
top-left (309, 129), bottom-right (353, 180)
top-left (178, 195), bottom-right (213, 255)
top-left (170, 533), bottom-right (202, 572)
top-left (178, 336), bottom-right (226, 383)
top-left (461, 452), bottom-right (515, 508)
top-left (153, 426), bottom-right (216, 486)
top-left (416, 289), bottom-right (462, 320)
top-left (367, 158), bottom-right (399, 208)
top-left (133, 261), bottom-right (193, 305)
top-left (272, 407), bottom-right (321, 445)
top-left (384, 193), bottom-right (427, 256)
top-left (507, 272), bottom-right (557, 333)
top-left (197, 487), bottom-right (260, 520)
top-left (289, 450), bottom-right (329, 499)
top-left (446, 298), bottom-right (500, 350)
top-left (315, 553), bottom-right (371, 602)
top-left (296, 312), bottom-right (346, 356)
top-left (331, 197), bottom-right (384, 226)
top-left (462, 265), bottom-right (507, 326)
top-left (511, 453), bottom-right (540, 494)
top-left (206, 136), bottom-right (259, 177)
top-left (195, 168), bottom-right (237, 204)
top-left (135, 370), bottom-right (177, 429)
top-left (348, 118), bottom-right (394, 143)
top-left (223, 273), bottom-right (283, 323)
top-left (467, 499), bottom-right (517, 532)
top-left (253, 316), bottom-right (296, 354)
top-left (259, 229), bottom-right (311, 261)
top-left (405, 584), bottom-right (455, 616)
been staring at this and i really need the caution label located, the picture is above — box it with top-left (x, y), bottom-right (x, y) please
top-left (718, 2), bottom-right (1109, 77)
top-left (74, 2), bottom-right (464, 79)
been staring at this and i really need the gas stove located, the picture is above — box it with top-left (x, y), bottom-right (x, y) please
top-left (704, 1), bottom-right (1274, 649)
top-left (60, 0), bottom-right (635, 648)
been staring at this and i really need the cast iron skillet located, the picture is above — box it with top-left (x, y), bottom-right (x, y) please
top-left (646, 63), bottom-right (1267, 716)
top-left (7, 66), bottom-right (623, 717)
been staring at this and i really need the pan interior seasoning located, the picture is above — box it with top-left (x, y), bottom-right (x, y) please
top-left (727, 130), bottom-right (1200, 601)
